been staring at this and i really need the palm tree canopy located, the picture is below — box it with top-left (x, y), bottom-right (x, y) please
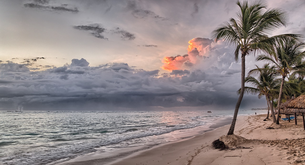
top-left (257, 41), bottom-right (305, 78)
top-left (283, 75), bottom-right (304, 99)
top-left (213, 1), bottom-right (293, 60)
top-left (257, 38), bottom-right (305, 125)
top-left (241, 64), bottom-right (280, 98)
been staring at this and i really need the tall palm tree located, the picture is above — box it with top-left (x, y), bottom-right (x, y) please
top-left (242, 64), bottom-right (279, 123)
top-left (257, 41), bottom-right (305, 124)
top-left (213, 1), bottom-right (293, 135)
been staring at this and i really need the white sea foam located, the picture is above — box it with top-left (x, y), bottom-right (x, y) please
top-left (0, 109), bottom-right (257, 165)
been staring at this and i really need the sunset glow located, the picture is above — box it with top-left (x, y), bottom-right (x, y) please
top-left (162, 38), bottom-right (213, 71)
top-left (162, 55), bottom-right (189, 71)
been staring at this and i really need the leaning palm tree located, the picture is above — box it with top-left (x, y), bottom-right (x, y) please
top-left (257, 41), bottom-right (305, 124)
top-left (241, 64), bottom-right (279, 123)
top-left (213, 1), bottom-right (294, 135)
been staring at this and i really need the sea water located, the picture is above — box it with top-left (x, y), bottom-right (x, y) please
top-left (0, 109), bottom-right (260, 165)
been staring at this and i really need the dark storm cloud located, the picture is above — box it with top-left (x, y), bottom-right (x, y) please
top-left (0, 50), bottom-right (266, 110)
top-left (191, 3), bottom-right (199, 17)
top-left (0, 62), bottom-right (30, 72)
top-left (0, 80), bottom-right (14, 84)
top-left (33, 0), bottom-right (49, 4)
top-left (24, 1), bottom-right (79, 13)
top-left (103, 63), bottom-right (131, 71)
top-left (139, 70), bottom-right (159, 76)
top-left (223, 70), bottom-right (240, 76)
top-left (48, 5), bottom-right (79, 13)
top-left (0, 58), bottom-right (230, 110)
top-left (51, 66), bottom-right (85, 74)
top-left (112, 27), bottom-right (135, 40)
top-left (126, 1), bottom-right (167, 21)
top-left (180, 70), bottom-right (207, 83)
top-left (132, 9), bottom-right (166, 21)
top-left (170, 70), bottom-right (190, 76)
top-left (126, 1), bottom-right (136, 11)
top-left (74, 24), bottom-right (108, 40)
top-left (71, 58), bottom-right (89, 67)
top-left (0, 87), bottom-right (49, 98)
top-left (59, 74), bottom-right (68, 80)
top-left (74, 24), bottom-right (135, 41)
top-left (52, 66), bottom-right (67, 73)
top-left (22, 57), bottom-right (45, 66)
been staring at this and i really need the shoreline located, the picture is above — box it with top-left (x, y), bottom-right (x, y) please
top-left (60, 114), bottom-right (305, 165)
top-left (56, 116), bottom-right (234, 165)
top-left (110, 117), bottom-right (234, 165)
top-left (110, 117), bottom-right (242, 165)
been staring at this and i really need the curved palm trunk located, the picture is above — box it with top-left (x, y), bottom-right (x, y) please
top-left (265, 96), bottom-right (270, 120)
top-left (276, 76), bottom-right (285, 124)
top-left (227, 54), bottom-right (245, 135)
top-left (267, 95), bottom-right (276, 123)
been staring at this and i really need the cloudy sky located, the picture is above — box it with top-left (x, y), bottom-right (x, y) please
top-left (0, 0), bottom-right (304, 110)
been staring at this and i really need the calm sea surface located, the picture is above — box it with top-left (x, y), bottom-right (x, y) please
top-left (0, 109), bottom-right (260, 165)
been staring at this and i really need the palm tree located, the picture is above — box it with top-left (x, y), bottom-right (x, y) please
top-left (284, 75), bottom-right (301, 99)
top-left (290, 67), bottom-right (305, 96)
top-left (213, 1), bottom-right (292, 135)
top-left (297, 78), bottom-right (305, 95)
top-left (242, 64), bottom-right (279, 123)
top-left (257, 41), bottom-right (305, 124)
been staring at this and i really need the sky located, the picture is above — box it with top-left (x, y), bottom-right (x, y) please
top-left (0, 0), bottom-right (305, 110)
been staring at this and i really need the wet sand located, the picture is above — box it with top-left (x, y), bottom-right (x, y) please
top-left (60, 114), bottom-right (305, 165)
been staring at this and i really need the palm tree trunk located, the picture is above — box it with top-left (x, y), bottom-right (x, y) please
top-left (267, 95), bottom-right (276, 123)
top-left (265, 96), bottom-right (270, 120)
top-left (227, 54), bottom-right (245, 135)
top-left (271, 97), bottom-right (276, 122)
top-left (276, 76), bottom-right (285, 124)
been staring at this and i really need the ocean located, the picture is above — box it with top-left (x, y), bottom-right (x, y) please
top-left (0, 109), bottom-right (262, 165)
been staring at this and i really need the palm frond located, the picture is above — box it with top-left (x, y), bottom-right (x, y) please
top-left (234, 44), bottom-right (241, 61)
top-left (213, 24), bottom-right (239, 44)
top-left (256, 55), bottom-right (281, 68)
top-left (238, 86), bottom-right (260, 95)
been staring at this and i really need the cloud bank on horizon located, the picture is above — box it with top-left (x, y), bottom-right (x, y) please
top-left (0, 0), bottom-right (305, 110)
top-left (0, 43), bottom-right (262, 110)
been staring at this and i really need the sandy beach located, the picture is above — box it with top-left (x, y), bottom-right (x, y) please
top-left (60, 114), bottom-right (305, 165)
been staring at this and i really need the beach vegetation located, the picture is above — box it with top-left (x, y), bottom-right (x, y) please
top-left (257, 41), bottom-right (305, 124)
top-left (213, 0), bottom-right (293, 135)
top-left (241, 64), bottom-right (280, 122)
